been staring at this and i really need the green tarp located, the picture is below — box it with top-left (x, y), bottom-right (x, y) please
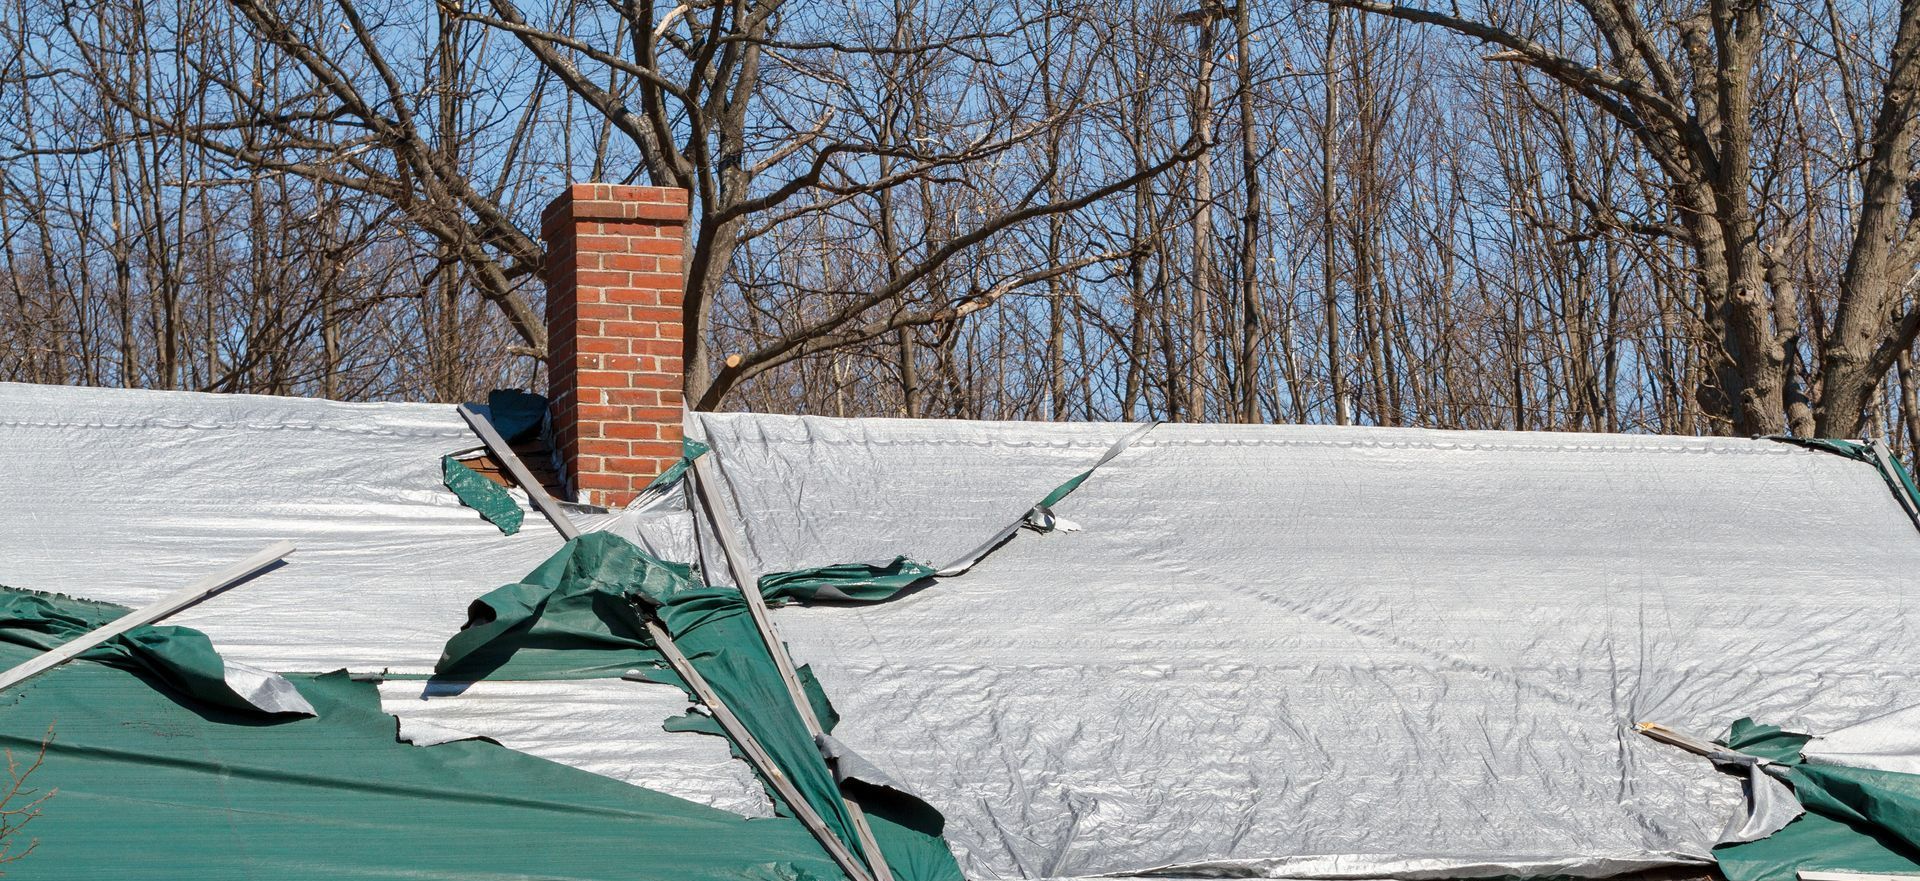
top-left (0, 661), bottom-right (852, 879)
top-left (437, 535), bottom-right (688, 681)
top-left (442, 455), bottom-right (524, 535)
top-left (0, 588), bottom-right (853, 880)
top-left (759, 557), bottom-right (938, 605)
top-left (486, 388), bottom-right (548, 444)
top-left (440, 389), bottom-right (552, 534)
top-left (644, 438), bottom-right (711, 493)
top-left (436, 533), bottom-right (962, 881)
top-left (0, 546), bottom-right (959, 880)
top-left (0, 586), bottom-right (292, 715)
top-left (1715, 719), bottom-right (1920, 881)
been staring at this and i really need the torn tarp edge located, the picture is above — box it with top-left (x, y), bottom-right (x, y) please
top-left (431, 533), bottom-right (963, 881)
top-left (0, 585), bottom-right (315, 716)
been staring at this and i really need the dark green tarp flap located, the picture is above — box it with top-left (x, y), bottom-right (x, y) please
top-left (0, 656), bottom-right (852, 880)
top-left (0, 586), bottom-right (295, 716)
top-left (1722, 718), bottom-right (1812, 764)
top-left (1714, 718), bottom-right (1920, 881)
top-left (644, 437), bottom-right (711, 493)
top-left (436, 534), bottom-right (690, 680)
top-left (486, 388), bottom-right (548, 444)
top-left (433, 533), bottom-right (962, 881)
top-left (441, 455), bottom-right (524, 535)
top-left (760, 557), bottom-right (938, 605)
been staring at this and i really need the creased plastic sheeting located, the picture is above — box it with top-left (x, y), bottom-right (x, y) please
top-left (0, 661), bottom-right (850, 880)
top-left (434, 532), bottom-right (964, 881)
top-left (1711, 720), bottom-right (1920, 881)
top-left (678, 417), bottom-right (1920, 880)
top-left (0, 382), bottom-right (782, 818)
top-left (0, 585), bottom-right (314, 715)
top-left (1806, 703), bottom-right (1920, 774)
top-left (0, 381), bottom-right (566, 674)
top-left (1769, 436), bottom-right (1920, 523)
top-left (377, 677), bottom-right (776, 817)
top-left (687, 413), bottom-right (1143, 583)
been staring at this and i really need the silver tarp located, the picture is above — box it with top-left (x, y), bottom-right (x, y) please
top-left (0, 382), bottom-right (766, 814)
top-left (7, 381), bottom-right (1920, 879)
top-left (682, 412), bottom-right (1920, 879)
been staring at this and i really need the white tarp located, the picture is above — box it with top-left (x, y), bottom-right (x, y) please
top-left (8, 381), bottom-right (1920, 879)
top-left (684, 413), bottom-right (1920, 879)
top-left (1803, 703), bottom-right (1920, 775)
top-left (0, 381), bottom-right (758, 813)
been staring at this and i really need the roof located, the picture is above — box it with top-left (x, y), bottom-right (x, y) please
top-left (5, 380), bottom-right (1920, 878)
top-left (0, 381), bottom-right (765, 815)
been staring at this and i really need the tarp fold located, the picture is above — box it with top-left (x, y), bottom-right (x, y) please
top-left (0, 586), bottom-right (313, 716)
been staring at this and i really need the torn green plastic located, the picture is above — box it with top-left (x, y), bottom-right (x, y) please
top-left (442, 454), bottom-right (524, 535)
top-left (1713, 717), bottom-right (1920, 881)
top-left (0, 657), bottom-right (851, 879)
top-left (436, 534), bottom-right (687, 680)
top-left (643, 437), bottom-right (712, 493)
top-left (0, 586), bottom-right (292, 716)
top-left (434, 533), bottom-right (961, 881)
top-left (486, 388), bottom-right (548, 444)
top-left (759, 557), bottom-right (938, 605)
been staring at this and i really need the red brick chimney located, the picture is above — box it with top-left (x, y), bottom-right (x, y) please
top-left (541, 184), bottom-right (689, 508)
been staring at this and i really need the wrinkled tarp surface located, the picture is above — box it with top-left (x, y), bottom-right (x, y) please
top-left (0, 381), bottom-right (759, 813)
top-left (0, 608), bottom-right (850, 881)
top-left (9, 381), bottom-right (1920, 880)
top-left (442, 453), bottom-right (525, 534)
top-left (674, 413), bottom-right (1920, 879)
top-left (438, 531), bottom-right (963, 881)
top-left (0, 585), bottom-right (313, 715)
top-left (1710, 719), bottom-right (1920, 881)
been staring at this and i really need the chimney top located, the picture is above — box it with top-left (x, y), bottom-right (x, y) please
top-left (541, 184), bottom-right (690, 508)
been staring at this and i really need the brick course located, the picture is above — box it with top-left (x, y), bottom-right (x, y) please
top-left (543, 183), bottom-right (689, 507)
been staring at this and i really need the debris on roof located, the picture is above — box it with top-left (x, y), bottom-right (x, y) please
top-left (0, 585), bottom-right (310, 716)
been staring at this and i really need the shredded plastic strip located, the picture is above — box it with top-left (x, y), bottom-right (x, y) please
top-left (933, 421), bottom-right (1158, 577)
top-left (730, 423), bottom-right (1157, 605)
top-left (759, 558), bottom-right (939, 605)
top-left (651, 438), bottom-right (713, 491)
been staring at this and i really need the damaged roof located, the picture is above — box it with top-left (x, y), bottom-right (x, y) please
top-left (3, 380), bottom-right (1920, 879)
